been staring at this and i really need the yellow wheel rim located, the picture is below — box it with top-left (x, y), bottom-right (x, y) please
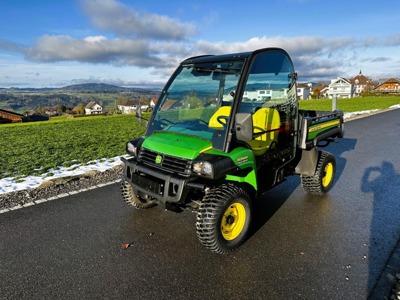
top-left (221, 202), bottom-right (246, 241)
top-left (322, 162), bottom-right (334, 187)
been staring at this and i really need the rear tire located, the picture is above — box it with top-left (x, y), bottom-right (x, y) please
top-left (301, 151), bottom-right (336, 195)
top-left (121, 180), bottom-right (156, 209)
top-left (196, 184), bottom-right (252, 254)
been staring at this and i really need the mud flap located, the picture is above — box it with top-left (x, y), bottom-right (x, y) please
top-left (295, 148), bottom-right (318, 176)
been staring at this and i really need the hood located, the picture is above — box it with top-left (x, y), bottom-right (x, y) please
top-left (141, 131), bottom-right (212, 160)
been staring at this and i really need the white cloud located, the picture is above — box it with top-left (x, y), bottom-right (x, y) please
top-left (84, 36), bottom-right (107, 43)
top-left (24, 35), bottom-right (163, 67)
top-left (182, 36), bottom-right (355, 63)
top-left (81, 0), bottom-right (196, 40)
top-left (13, 33), bottom-right (399, 84)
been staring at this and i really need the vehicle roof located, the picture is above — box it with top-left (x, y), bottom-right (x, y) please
top-left (181, 51), bottom-right (251, 65)
top-left (181, 48), bottom-right (287, 65)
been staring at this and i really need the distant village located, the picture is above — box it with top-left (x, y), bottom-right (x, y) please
top-left (0, 98), bottom-right (157, 124)
top-left (1, 71), bottom-right (399, 124)
top-left (297, 71), bottom-right (400, 100)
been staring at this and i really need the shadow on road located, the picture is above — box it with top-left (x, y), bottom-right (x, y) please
top-left (251, 137), bottom-right (358, 237)
top-left (361, 161), bottom-right (400, 296)
top-left (252, 178), bottom-right (298, 235)
top-left (330, 137), bottom-right (358, 185)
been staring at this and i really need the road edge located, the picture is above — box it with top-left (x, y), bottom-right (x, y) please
top-left (0, 179), bottom-right (122, 214)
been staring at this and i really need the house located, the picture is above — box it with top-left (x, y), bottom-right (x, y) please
top-left (328, 77), bottom-right (354, 99)
top-left (309, 83), bottom-right (329, 99)
top-left (24, 112), bottom-right (49, 122)
top-left (45, 109), bottom-right (58, 116)
top-left (118, 100), bottom-right (149, 114)
top-left (85, 102), bottom-right (103, 115)
top-left (297, 83), bottom-right (312, 100)
top-left (349, 71), bottom-right (375, 96)
top-left (374, 78), bottom-right (400, 94)
top-left (150, 98), bottom-right (158, 110)
top-left (118, 100), bottom-right (138, 114)
top-left (0, 108), bottom-right (24, 123)
top-left (243, 90), bottom-right (273, 101)
top-left (319, 86), bottom-right (329, 98)
top-left (0, 108), bottom-right (49, 124)
top-left (242, 89), bottom-right (288, 102)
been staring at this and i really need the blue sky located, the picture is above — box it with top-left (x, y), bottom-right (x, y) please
top-left (1, 0), bottom-right (400, 88)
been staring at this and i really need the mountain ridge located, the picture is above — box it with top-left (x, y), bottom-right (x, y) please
top-left (0, 83), bottom-right (161, 93)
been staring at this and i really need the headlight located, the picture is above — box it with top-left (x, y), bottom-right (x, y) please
top-left (193, 161), bottom-right (213, 176)
top-left (126, 142), bottom-right (138, 157)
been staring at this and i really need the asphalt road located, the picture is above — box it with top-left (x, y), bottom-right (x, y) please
top-left (1, 109), bottom-right (400, 299)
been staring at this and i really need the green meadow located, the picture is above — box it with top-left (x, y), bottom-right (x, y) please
top-left (0, 114), bottom-right (146, 180)
top-left (298, 95), bottom-right (400, 112)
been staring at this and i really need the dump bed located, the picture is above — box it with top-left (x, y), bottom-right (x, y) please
top-left (298, 110), bottom-right (344, 150)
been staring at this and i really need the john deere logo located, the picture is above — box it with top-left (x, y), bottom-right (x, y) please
top-left (155, 155), bottom-right (163, 164)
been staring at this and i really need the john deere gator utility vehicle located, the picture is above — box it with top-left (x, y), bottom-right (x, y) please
top-left (121, 48), bottom-right (344, 254)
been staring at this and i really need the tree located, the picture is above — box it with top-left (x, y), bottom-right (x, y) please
top-left (73, 103), bottom-right (85, 115)
top-left (312, 88), bottom-right (321, 99)
top-left (34, 106), bottom-right (47, 115)
top-left (116, 96), bottom-right (129, 106)
top-left (55, 104), bottom-right (67, 114)
top-left (184, 95), bottom-right (203, 108)
top-left (139, 95), bottom-right (149, 105)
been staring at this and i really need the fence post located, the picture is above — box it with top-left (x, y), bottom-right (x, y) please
top-left (332, 94), bottom-right (337, 111)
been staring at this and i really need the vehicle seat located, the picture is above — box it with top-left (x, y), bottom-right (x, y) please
top-left (208, 106), bottom-right (231, 129)
top-left (248, 108), bottom-right (280, 156)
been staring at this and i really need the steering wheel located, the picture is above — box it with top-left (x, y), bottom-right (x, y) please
top-left (216, 116), bottom-right (229, 126)
top-left (198, 119), bottom-right (208, 125)
top-left (180, 119), bottom-right (208, 126)
top-left (158, 118), bottom-right (174, 127)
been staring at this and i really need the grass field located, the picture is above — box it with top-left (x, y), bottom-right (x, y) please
top-left (0, 114), bottom-right (147, 180)
top-left (298, 95), bottom-right (400, 112)
top-left (1, 95), bottom-right (400, 180)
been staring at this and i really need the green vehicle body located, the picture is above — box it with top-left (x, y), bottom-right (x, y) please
top-left (122, 133), bottom-right (258, 206)
top-left (121, 48), bottom-right (344, 253)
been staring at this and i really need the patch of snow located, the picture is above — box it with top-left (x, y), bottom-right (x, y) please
top-left (343, 104), bottom-right (400, 120)
top-left (0, 155), bottom-right (125, 195)
top-left (343, 109), bottom-right (379, 119)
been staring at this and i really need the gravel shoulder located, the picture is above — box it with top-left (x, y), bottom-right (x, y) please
top-left (0, 164), bottom-right (123, 211)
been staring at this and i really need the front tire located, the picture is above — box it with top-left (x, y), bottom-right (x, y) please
top-left (301, 151), bottom-right (336, 195)
top-left (196, 184), bottom-right (252, 254)
top-left (121, 180), bottom-right (156, 209)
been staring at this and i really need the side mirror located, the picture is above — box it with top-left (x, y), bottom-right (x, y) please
top-left (235, 113), bottom-right (253, 142)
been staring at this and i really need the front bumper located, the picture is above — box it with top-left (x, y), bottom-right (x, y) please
top-left (121, 156), bottom-right (196, 205)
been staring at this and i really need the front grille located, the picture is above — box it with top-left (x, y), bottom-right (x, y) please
top-left (138, 148), bottom-right (192, 175)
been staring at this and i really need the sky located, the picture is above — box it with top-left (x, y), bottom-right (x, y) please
top-left (1, 0), bottom-right (400, 88)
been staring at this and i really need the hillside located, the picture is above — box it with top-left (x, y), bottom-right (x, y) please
top-left (60, 83), bottom-right (126, 92)
top-left (0, 83), bottom-right (161, 113)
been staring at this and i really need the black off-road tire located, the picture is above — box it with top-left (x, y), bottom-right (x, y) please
top-left (301, 151), bottom-right (336, 195)
top-left (196, 184), bottom-right (252, 254)
top-left (121, 180), bottom-right (156, 209)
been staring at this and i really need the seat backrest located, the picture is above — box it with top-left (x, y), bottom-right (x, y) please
top-left (208, 106), bottom-right (231, 129)
top-left (249, 107), bottom-right (280, 155)
top-left (209, 106), bottom-right (280, 156)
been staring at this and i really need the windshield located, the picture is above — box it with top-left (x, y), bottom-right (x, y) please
top-left (240, 50), bottom-right (296, 113)
top-left (147, 60), bottom-right (244, 151)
